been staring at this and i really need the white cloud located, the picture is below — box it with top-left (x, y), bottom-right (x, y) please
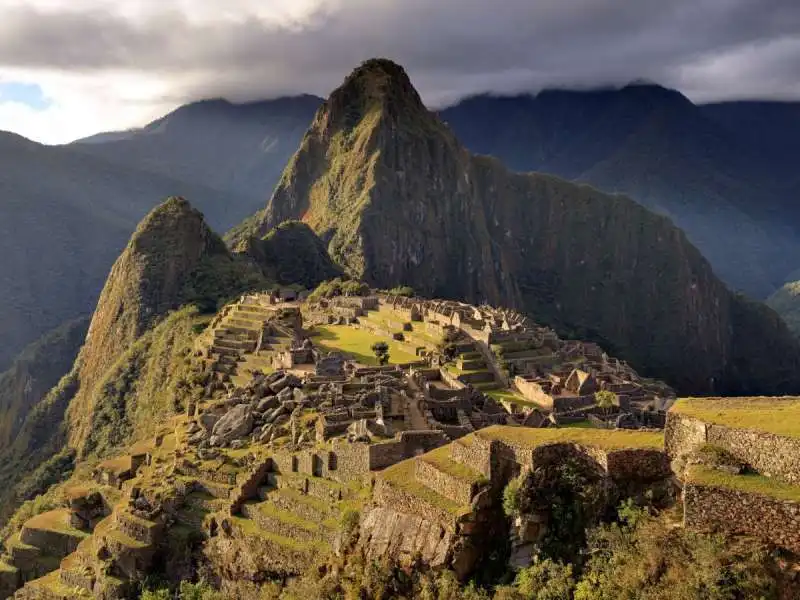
top-left (0, 68), bottom-right (177, 143)
top-left (0, 0), bottom-right (798, 144)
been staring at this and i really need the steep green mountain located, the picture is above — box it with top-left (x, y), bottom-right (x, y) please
top-left (0, 130), bottom-right (261, 374)
top-left (0, 196), bottom-right (343, 527)
top-left (439, 89), bottom-right (800, 298)
top-left (236, 58), bottom-right (800, 396)
top-left (0, 318), bottom-right (88, 452)
top-left (0, 197), bottom-right (268, 523)
top-left (63, 196), bottom-right (266, 455)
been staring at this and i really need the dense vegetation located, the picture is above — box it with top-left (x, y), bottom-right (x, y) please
top-left (307, 278), bottom-right (371, 302)
top-left (136, 505), bottom-right (777, 600)
top-left (238, 220), bottom-right (343, 289)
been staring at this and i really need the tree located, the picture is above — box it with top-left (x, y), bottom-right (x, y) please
top-left (594, 390), bottom-right (617, 416)
top-left (371, 341), bottom-right (390, 365)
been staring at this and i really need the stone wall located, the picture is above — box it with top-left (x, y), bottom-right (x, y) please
top-left (373, 476), bottom-right (460, 531)
top-left (368, 431), bottom-right (449, 471)
top-left (514, 377), bottom-right (553, 410)
top-left (605, 449), bottom-right (672, 482)
top-left (360, 506), bottom-right (454, 567)
top-left (330, 442), bottom-right (372, 482)
top-left (439, 368), bottom-right (467, 391)
top-left (552, 395), bottom-right (596, 413)
top-left (414, 460), bottom-right (480, 505)
top-left (450, 438), bottom-right (494, 479)
top-left (665, 412), bottom-right (800, 484)
top-left (19, 527), bottom-right (82, 558)
top-left (684, 482), bottom-right (800, 554)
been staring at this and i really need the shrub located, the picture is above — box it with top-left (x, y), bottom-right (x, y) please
top-left (593, 390), bottom-right (617, 415)
top-left (503, 475), bottom-right (523, 518)
top-left (514, 559), bottom-right (575, 600)
top-left (388, 285), bottom-right (415, 297)
top-left (371, 341), bottom-right (390, 366)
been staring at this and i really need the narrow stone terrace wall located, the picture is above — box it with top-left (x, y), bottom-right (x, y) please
top-left (666, 412), bottom-right (800, 484)
top-left (684, 483), bottom-right (800, 554)
top-left (606, 449), bottom-right (672, 482)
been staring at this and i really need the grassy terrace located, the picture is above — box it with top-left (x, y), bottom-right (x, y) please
top-left (26, 570), bottom-right (89, 598)
top-left (687, 465), bottom-right (800, 503)
top-left (25, 509), bottom-right (89, 537)
top-left (475, 425), bottom-right (663, 450)
top-left (672, 397), bottom-right (800, 439)
top-left (311, 325), bottom-right (418, 365)
top-left (248, 501), bottom-right (322, 532)
top-left (230, 516), bottom-right (330, 553)
top-left (484, 388), bottom-right (538, 407)
top-left (361, 308), bottom-right (444, 346)
top-left (421, 446), bottom-right (488, 485)
top-left (379, 459), bottom-right (471, 518)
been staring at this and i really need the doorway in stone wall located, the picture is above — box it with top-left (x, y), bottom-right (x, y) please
top-left (312, 454), bottom-right (323, 477)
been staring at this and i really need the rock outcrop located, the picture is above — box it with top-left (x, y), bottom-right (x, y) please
top-left (235, 58), bottom-right (800, 396)
top-left (231, 219), bottom-right (342, 289)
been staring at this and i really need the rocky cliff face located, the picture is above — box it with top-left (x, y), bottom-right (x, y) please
top-left (238, 58), bottom-right (800, 395)
top-left (0, 318), bottom-right (88, 452)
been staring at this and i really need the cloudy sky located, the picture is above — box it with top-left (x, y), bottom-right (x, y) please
top-left (0, 0), bottom-right (798, 144)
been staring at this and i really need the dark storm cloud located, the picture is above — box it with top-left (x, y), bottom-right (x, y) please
top-left (1, 0), bottom-right (799, 104)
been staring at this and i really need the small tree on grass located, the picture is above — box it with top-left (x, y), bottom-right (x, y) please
top-left (371, 341), bottom-right (390, 365)
top-left (594, 390), bottom-right (618, 416)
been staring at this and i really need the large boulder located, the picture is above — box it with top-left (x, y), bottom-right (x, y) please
top-left (210, 404), bottom-right (254, 446)
top-left (199, 413), bottom-right (220, 433)
top-left (257, 396), bottom-right (279, 413)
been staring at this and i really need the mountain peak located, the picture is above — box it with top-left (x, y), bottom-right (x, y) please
top-left (323, 58), bottom-right (427, 131)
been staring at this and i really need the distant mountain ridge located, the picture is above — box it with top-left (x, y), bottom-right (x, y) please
top-left (71, 85), bottom-right (800, 299)
top-left (234, 58), bottom-right (800, 396)
top-left (0, 95), bottom-right (322, 371)
top-left (439, 87), bottom-right (800, 298)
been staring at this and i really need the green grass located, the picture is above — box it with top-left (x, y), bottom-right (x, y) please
top-left (687, 465), bottom-right (800, 502)
top-left (379, 459), bottom-right (471, 518)
top-left (421, 446), bottom-right (487, 485)
top-left (475, 425), bottom-right (663, 450)
top-left (27, 570), bottom-right (92, 598)
top-left (311, 325), bottom-right (418, 365)
top-left (25, 509), bottom-right (89, 537)
top-left (672, 397), bottom-right (800, 439)
top-left (484, 388), bottom-right (537, 407)
top-left (360, 309), bottom-right (431, 339)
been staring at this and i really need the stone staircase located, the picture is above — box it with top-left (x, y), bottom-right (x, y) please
top-left (225, 472), bottom-right (360, 574)
top-left (207, 302), bottom-right (295, 387)
top-left (448, 344), bottom-right (500, 391)
top-left (376, 441), bottom-right (490, 528)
